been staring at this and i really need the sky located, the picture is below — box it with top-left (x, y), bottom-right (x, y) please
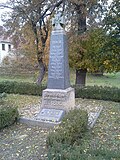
top-left (0, 0), bottom-right (113, 26)
top-left (0, 0), bottom-right (9, 25)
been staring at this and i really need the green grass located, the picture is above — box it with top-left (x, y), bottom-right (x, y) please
top-left (86, 72), bottom-right (120, 88)
top-left (87, 101), bottom-right (120, 159)
top-left (0, 73), bottom-right (48, 85)
top-left (70, 71), bottom-right (120, 88)
top-left (0, 71), bottom-right (120, 88)
top-left (0, 75), bottom-right (36, 83)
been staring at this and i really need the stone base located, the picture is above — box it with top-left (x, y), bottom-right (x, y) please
top-left (19, 105), bottom-right (103, 129)
top-left (41, 87), bottom-right (75, 112)
top-left (19, 117), bottom-right (61, 128)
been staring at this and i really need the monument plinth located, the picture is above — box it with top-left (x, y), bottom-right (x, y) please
top-left (41, 87), bottom-right (75, 111)
top-left (36, 12), bottom-right (75, 122)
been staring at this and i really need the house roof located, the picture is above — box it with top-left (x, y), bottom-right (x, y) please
top-left (0, 36), bottom-right (11, 43)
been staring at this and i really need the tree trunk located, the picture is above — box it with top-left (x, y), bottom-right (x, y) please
top-left (75, 3), bottom-right (87, 86)
top-left (75, 69), bottom-right (87, 87)
top-left (36, 59), bottom-right (46, 84)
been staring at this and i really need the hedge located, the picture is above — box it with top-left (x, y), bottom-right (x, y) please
top-left (0, 81), bottom-right (46, 96)
top-left (75, 85), bottom-right (120, 102)
top-left (0, 81), bottom-right (120, 102)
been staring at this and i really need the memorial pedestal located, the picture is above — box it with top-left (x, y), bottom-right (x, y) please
top-left (41, 87), bottom-right (75, 112)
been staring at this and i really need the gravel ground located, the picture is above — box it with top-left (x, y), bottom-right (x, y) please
top-left (0, 98), bottom-right (119, 160)
top-left (18, 98), bottom-right (103, 127)
top-left (0, 123), bottom-right (49, 160)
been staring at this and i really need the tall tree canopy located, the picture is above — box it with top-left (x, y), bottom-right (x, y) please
top-left (67, 0), bottom-right (119, 86)
top-left (66, 0), bottom-right (109, 86)
top-left (103, 0), bottom-right (120, 72)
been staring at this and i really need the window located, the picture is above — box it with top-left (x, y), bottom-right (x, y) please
top-left (8, 44), bottom-right (11, 51)
top-left (2, 44), bottom-right (5, 50)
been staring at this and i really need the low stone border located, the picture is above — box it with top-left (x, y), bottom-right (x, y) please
top-left (19, 117), bottom-right (60, 128)
top-left (88, 106), bottom-right (103, 128)
top-left (19, 105), bottom-right (103, 129)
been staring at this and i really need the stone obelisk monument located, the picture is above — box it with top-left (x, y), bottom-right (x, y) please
top-left (36, 12), bottom-right (75, 123)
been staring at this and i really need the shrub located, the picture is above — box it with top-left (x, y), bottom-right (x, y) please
top-left (88, 148), bottom-right (120, 160)
top-left (48, 144), bottom-right (90, 160)
top-left (0, 105), bottom-right (19, 130)
top-left (0, 81), bottom-right (46, 96)
top-left (0, 94), bottom-right (19, 130)
top-left (75, 85), bottom-right (120, 102)
top-left (0, 81), bottom-right (120, 102)
top-left (48, 145), bottom-right (120, 160)
top-left (47, 109), bottom-right (91, 160)
top-left (47, 109), bottom-right (88, 147)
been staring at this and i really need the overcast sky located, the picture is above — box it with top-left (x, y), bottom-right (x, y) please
top-left (0, 0), bottom-right (9, 25)
top-left (0, 0), bottom-right (113, 26)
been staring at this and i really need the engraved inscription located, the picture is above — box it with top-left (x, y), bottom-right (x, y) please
top-left (42, 92), bottom-right (69, 107)
top-left (43, 92), bottom-right (68, 101)
top-left (43, 99), bottom-right (63, 106)
top-left (49, 40), bottom-right (64, 79)
top-left (36, 109), bottom-right (65, 122)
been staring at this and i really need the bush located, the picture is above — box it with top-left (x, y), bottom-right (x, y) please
top-left (0, 81), bottom-right (120, 102)
top-left (48, 145), bottom-right (120, 160)
top-left (75, 85), bottom-right (120, 102)
top-left (0, 93), bottom-right (19, 129)
top-left (47, 109), bottom-right (88, 147)
top-left (0, 105), bottom-right (19, 130)
top-left (48, 143), bottom-right (86, 160)
top-left (47, 109), bottom-right (88, 160)
top-left (0, 81), bottom-right (46, 96)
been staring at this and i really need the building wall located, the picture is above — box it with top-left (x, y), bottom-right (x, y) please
top-left (0, 41), bottom-right (13, 63)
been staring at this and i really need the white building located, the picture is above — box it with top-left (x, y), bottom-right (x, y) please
top-left (0, 37), bottom-right (13, 63)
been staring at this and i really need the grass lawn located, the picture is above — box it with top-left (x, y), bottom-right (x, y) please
top-left (0, 75), bottom-right (36, 83)
top-left (0, 94), bottom-right (120, 159)
top-left (86, 100), bottom-right (120, 159)
top-left (0, 71), bottom-right (120, 88)
top-left (86, 72), bottom-right (120, 88)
